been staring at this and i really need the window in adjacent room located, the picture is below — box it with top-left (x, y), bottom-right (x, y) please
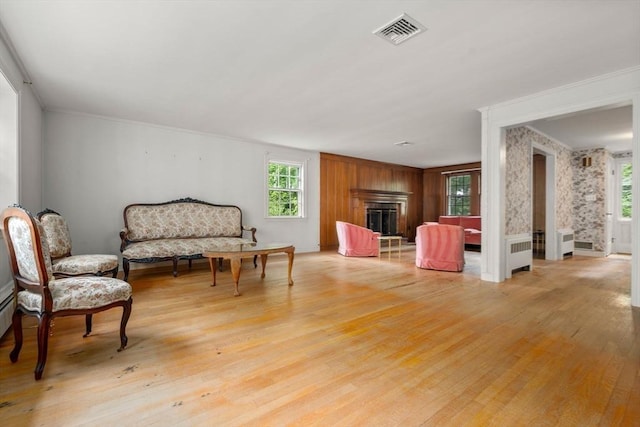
top-left (266, 159), bottom-right (305, 218)
top-left (444, 169), bottom-right (481, 216)
top-left (620, 161), bottom-right (632, 219)
top-left (447, 173), bottom-right (471, 215)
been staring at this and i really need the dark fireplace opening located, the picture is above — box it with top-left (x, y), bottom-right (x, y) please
top-left (366, 203), bottom-right (398, 236)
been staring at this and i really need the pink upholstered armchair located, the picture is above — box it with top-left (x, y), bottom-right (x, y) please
top-left (415, 223), bottom-right (465, 272)
top-left (336, 221), bottom-right (381, 257)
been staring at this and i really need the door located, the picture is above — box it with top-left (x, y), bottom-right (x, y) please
top-left (613, 157), bottom-right (632, 254)
top-left (605, 156), bottom-right (614, 256)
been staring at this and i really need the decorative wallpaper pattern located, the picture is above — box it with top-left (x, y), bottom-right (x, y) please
top-left (572, 149), bottom-right (607, 251)
top-left (505, 127), bottom-right (573, 235)
top-left (505, 129), bottom-right (531, 235)
top-left (506, 128), bottom-right (633, 253)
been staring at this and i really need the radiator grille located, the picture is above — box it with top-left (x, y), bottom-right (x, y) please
top-left (510, 240), bottom-right (532, 254)
top-left (563, 233), bottom-right (574, 242)
top-left (575, 240), bottom-right (594, 250)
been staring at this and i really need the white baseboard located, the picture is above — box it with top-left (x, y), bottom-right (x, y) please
top-left (574, 250), bottom-right (605, 257)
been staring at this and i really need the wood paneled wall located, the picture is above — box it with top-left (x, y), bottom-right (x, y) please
top-left (320, 153), bottom-right (423, 250)
top-left (422, 162), bottom-right (481, 222)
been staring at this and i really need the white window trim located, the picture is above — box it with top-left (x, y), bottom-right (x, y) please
top-left (0, 69), bottom-right (19, 230)
top-left (615, 157), bottom-right (632, 222)
top-left (264, 153), bottom-right (307, 219)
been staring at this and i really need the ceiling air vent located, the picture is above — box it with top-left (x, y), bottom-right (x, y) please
top-left (373, 13), bottom-right (426, 45)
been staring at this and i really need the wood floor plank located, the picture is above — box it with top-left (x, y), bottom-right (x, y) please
top-left (0, 250), bottom-right (638, 426)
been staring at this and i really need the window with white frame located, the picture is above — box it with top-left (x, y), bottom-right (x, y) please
top-left (266, 159), bottom-right (305, 218)
top-left (619, 160), bottom-right (632, 219)
top-left (444, 169), bottom-right (481, 216)
top-left (0, 70), bottom-right (18, 212)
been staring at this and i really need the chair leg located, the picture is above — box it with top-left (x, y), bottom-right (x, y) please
top-left (123, 259), bottom-right (130, 281)
top-left (35, 313), bottom-right (53, 380)
top-left (172, 257), bottom-right (178, 277)
top-left (117, 297), bottom-right (133, 352)
top-left (83, 314), bottom-right (93, 337)
top-left (9, 308), bottom-right (24, 363)
top-left (111, 265), bottom-right (119, 278)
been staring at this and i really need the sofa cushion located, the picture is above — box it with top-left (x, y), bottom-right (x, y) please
top-left (459, 216), bottom-right (481, 231)
top-left (52, 254), bottom-right (119, 276)
top-left (17, 276), bottom-right (131, 312)
top-left (122, 237), bottom-right (253, 260)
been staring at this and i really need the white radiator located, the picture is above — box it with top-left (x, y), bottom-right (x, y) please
top-left (557, 229), bottom-right (574, 257)
top-left (505, 234), bottom-right (532, 279)
top-left (0, 280), bottom-right (13, 337)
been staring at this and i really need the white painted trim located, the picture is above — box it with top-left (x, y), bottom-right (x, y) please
top-left (631, 93), bottom-right (640, 307)
top-left (484, 66), bottom-right (639, 112)
top-left (480, 110), bottom-right (505, 283)
top-left (574, 250), bottom-right (605, 257)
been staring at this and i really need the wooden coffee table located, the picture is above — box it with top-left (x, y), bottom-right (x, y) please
top-left (203, 242), bottom-right (295, 296)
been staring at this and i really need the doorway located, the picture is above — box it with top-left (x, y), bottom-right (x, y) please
top-left (532, 153), bottom-right (546, 258)
top-left (531, 143), bottom-right (557, 261)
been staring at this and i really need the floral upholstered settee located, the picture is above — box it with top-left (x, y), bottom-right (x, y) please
top-left (119, 198), bottom-right (256, 280)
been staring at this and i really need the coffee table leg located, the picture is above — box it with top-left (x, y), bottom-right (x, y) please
top-left (287, 250), bottom-right (294, 286)
top-left (230, 257), bottom-right (242, 296)
top-left (208, 257), bottom-right (217, 286)
top-left (260, 254), bottom-right (268, 278)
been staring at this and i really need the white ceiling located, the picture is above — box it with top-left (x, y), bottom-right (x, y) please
top-left (0, 0), bottom-right (638, 168)
top-left (528, 104), bottom-right (633, 153)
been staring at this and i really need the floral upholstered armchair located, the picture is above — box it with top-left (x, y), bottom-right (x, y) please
top-left (37, 209), bottom-right (119, 278)
top-left (1, 206), bottom-right (132, 380)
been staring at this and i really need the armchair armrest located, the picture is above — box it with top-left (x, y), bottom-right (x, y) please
top-left (119, 227), bottom-right (129, 252)
top-left (242, 225), bottom-right (257, 242)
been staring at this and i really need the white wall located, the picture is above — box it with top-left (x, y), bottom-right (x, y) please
top-left (19, 86), bottom-right (43, 213)
top-left (43, 111), bottom-right (320, 263)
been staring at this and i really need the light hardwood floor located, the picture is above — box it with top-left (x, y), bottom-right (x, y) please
top-left (0, 249), bottom-right (638, 426)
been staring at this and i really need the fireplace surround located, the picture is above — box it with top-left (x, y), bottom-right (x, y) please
top-left (350, 189), bottom-right (411, 237)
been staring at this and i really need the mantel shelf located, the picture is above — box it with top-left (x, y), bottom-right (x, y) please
top-left (350, 189), bottom-right (412, 197)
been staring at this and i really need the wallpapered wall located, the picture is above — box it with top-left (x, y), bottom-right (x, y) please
top-left (506, 128), bottom-right (632, 253)
top-left (505, 127), bottom-right (574, 236)
top-left (572, 148), bottom-right (608, 251)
